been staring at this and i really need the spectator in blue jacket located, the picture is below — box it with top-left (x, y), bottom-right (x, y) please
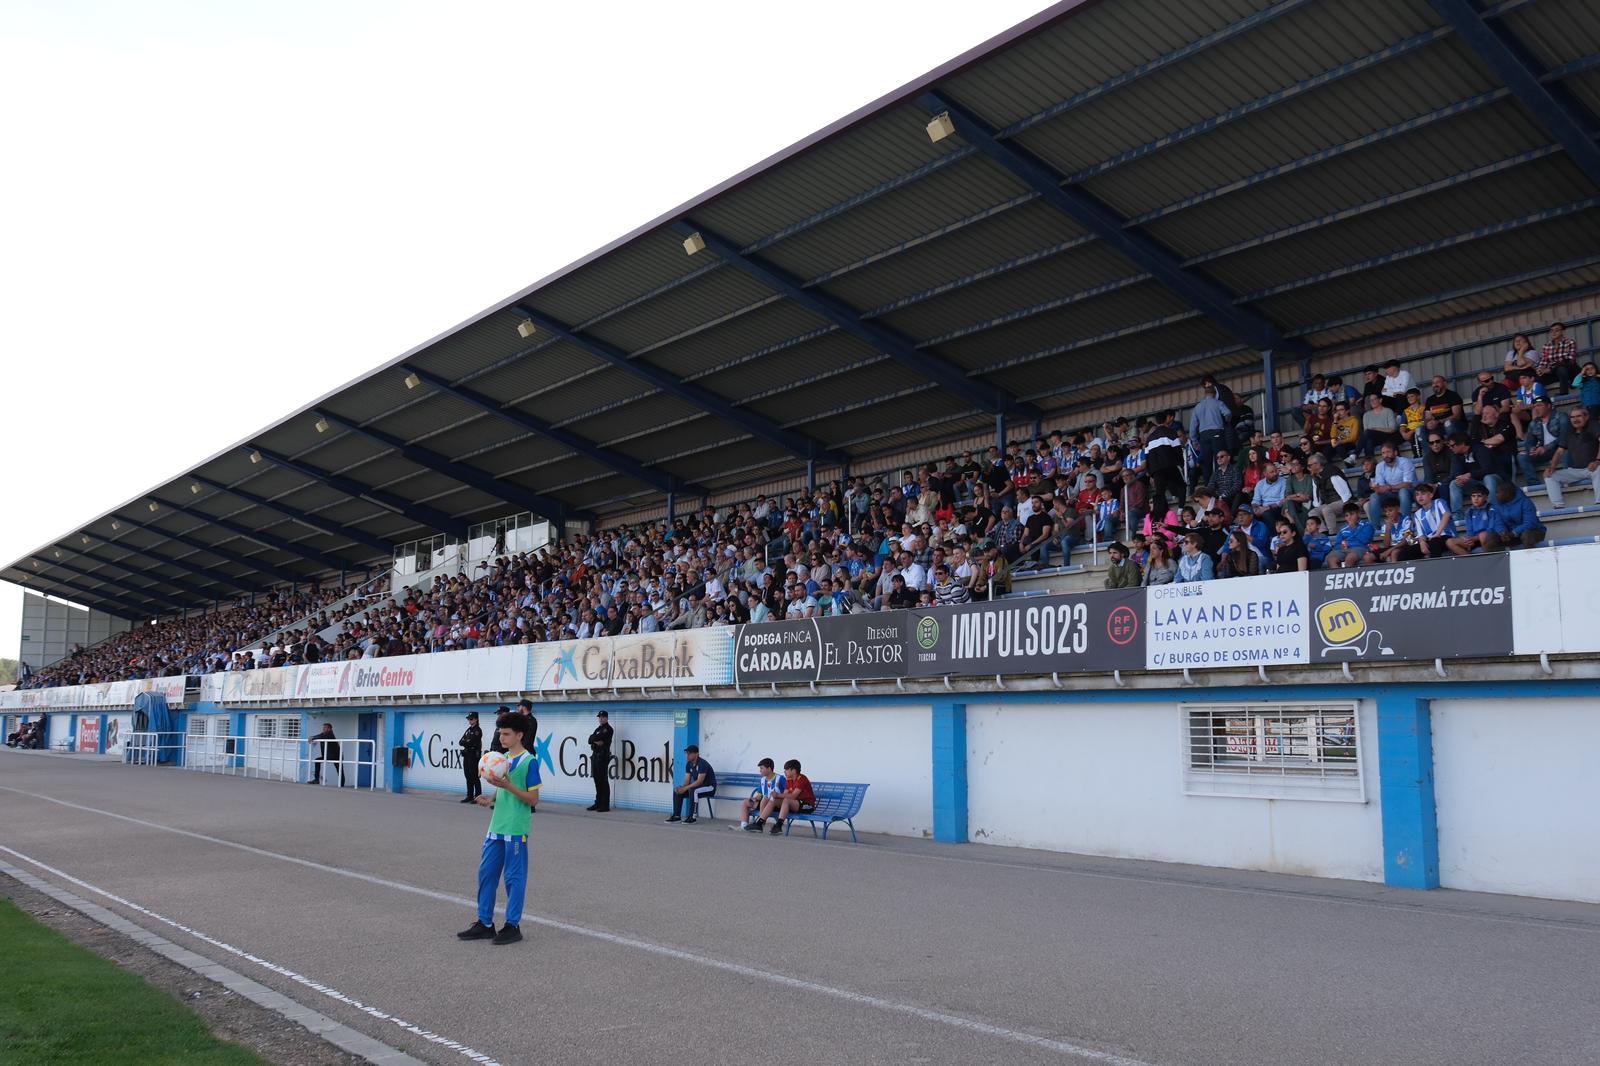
top-left (1232, 504), bottom-right (1272, 558)
top-left (1331, 503), bottom-right (1377, 568)
top-left (1490, 481), bottom-right (1547, 550)
top-left (1447, 484), bottom-right (1505, 556)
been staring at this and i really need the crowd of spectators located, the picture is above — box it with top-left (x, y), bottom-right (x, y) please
top-left (15, 578), bottom-right (383, 690)
top-left (16, 323), bottom-right (1596, 682)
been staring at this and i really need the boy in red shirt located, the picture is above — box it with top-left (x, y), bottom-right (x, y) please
top-left (751, 759), bottom-right (817, 836)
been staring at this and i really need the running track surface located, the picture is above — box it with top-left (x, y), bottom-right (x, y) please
top-left (1, 750), bottom-right (1596, 1066)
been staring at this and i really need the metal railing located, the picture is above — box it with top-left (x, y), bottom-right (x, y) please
top-left (123, 732), bottom-right (379, 789)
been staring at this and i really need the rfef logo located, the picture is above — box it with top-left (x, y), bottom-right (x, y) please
top-left (916, 616), bottom-right (939, 650)
top-left (1107, 605), bottom-right (1138, 646)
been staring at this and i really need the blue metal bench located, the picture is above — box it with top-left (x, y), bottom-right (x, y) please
top-left (783, 781), bottom-right (870, 843)
top-left (702, 771), bottom-right (767, 819)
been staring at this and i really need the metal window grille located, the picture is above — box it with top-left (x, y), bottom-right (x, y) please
top-left (187, 716), bottom-right (209, 736)
top-left (1183, 701), bottom-right (1363, 802)
top-left (253, 715), bottom-right (300, 740)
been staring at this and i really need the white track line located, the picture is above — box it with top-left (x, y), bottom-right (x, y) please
top-left (0, 847), bottom-right (497, 1066)
top-left (0, 786), bottom-right (1163, 1065)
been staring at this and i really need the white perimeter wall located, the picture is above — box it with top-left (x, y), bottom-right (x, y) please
top-left (700, 704), bottom-right (933, 837)
top-left (1432, 698), bottom-right (1600, 903)
top-left (46, 713), bottom-right (74, 749)
top-left (965, 701), bottom-right (1386, 882)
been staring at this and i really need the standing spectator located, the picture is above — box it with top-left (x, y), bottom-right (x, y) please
top-left (665, 745), bottom-right (716, 824)
top-left (458, 709), bottom-right (540, 947)
top-left (1189, 386), bottom-right (1230, 477)
top-left (1538, 321), bottom-right (1579, 395)
top-left (308, 723), bottom-right (344, 788)
top-left (1543, 408), bottom-right (1600, 507)
top-left (586, 710), bottom-right (612, 813)
top-left (1143, 418), bottom-right (1187, 507)
top-left (459, 711), bottom-right (483, 804)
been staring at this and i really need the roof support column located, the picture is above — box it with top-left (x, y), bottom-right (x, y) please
top-left (806, 459), bottom-right (817, 495)
top-left (1261, 349), bottom-right (1278, 434)
top-left (995, 413), bottom-right (1005, 458)
top-left (667, 492), bottom-right (676, 524)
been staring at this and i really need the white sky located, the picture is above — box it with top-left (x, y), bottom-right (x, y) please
top-left (0, 0), bottom-right (1054, 661)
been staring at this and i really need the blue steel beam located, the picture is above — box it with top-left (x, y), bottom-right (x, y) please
top-left (246, 445), bottom-right (470, 539)
top-left (112, 511), bottom-right (312, 586)
top-left (68, 543), bottom-right (253, 600)
top-left (191, 475), bottom-right (395, 556)
top-left (1428, 0), bottom-right (1600, 190)
top-left (313, 409), bottom-right (579, 527)
top-left (154, 499), bottom-right (361, 577)
top-left (513, 306), bottom-right (847, 463)
top-left (18, 572), bottom-right (162, 619)
top-left (671, 221), bottom-right (1037, 419)
top-left (28, 556), bottom-right (193, 613)
top-left (397, 365), bottom-right (708, 499)
top-left (920, 90), bottom-right (1309, 359)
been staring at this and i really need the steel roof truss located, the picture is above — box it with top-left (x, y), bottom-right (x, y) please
top-left (192, 475), bottom-right (394, 556)
top-left (113, 511), bottom-right (308, 586)
top-left (28, 557), bottom-right (193, 613)
top-left (247, 445), bottom-right (469, 539)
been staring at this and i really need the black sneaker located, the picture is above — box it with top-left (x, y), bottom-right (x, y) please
top-left (585, 804), bottom-right (599, 811)
top-left (683, 816), bottom-right (697, 824)
top-left (594, 807), bottom-right (610, 812)
top-left (769, 820), bottom-right (784, 835)
top-left (492, 924), bottom-right (522, 946)
top-left (665, 814), bottom-right (682, 823)
top-left (460, 797), bottom-right (474, 804)
top-left (744, 820), bottom-right (764, 832)
top-left (456, 921), bottom-right (495, 941)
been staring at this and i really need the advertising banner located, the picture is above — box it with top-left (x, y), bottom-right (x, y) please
top-left (527, 629), bottom-right (734, 693)
top-left (1309, 553), bottom-right (1511, 661)
top-left (733, 619), bottom-right (820, 684)
top-left (1145, 572), bottom-right (1310, 670)
top-left (817, 611), bottom-right (909, 682)
top-left (77, 717), bottom-right (101, 753)
top-left (906, 589), bottom-right (1144, 678)
top-left (399, 709), bottom-right (673, 811)
top-left (104, 714), bottom-right (132, 756)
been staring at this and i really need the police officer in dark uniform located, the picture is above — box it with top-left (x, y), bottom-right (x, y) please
top-left (586, 709), bottom-right (613, 812)
top-left (488, 706), bottom-right (510, 754)
top-left (459, 711), bottom-right (483, 803)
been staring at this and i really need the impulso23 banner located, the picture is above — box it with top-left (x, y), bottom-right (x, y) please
top-left (907, 590), bottom-right (1144, 677)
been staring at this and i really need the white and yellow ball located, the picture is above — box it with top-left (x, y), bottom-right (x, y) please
top-left (478, 751), bottom-right (510, 782)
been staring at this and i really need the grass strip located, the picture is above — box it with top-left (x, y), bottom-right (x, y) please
top-left (0, 897), bottom-right (269, 1065)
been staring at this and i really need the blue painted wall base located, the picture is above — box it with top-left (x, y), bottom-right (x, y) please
top-left (1376, 695), bottom-right (1441, 889)
top-left (931, 701), bottom-right (968, 843)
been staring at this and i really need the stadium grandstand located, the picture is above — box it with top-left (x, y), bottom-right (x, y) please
top-left (7, 9), bottom-right (1600, 1064)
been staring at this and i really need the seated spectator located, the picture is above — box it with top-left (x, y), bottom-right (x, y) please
top-left (749, 759), bottom-right (815, 836)
top-left (1575, 361), bottom-right (1600, 422)
top-left (1142, 539), bottom-right (1177, 585)
top-left (1305, 398), bottom-right (1336, 457)
top-left (1381, 359), bottom-right (1417, 412)
top-left (1491, 481), bottom-right (1547, 550)
top-left (1103, 542), bottom-right (1141, 589)
top-left (1472, 368), bottom-right (1512, 414)
top-left (736, 758), bottom-right (786, 831)
top-left (1367, 442), bottom-right (1416, 526)
top-left (885, 575), bottom-right (918, 610)
top-left (1301, 514), bottom-right (1334, 568)
top-left (1447, 485), bottom-right (1503, 556)
top-left (1520, 397), bottom-right (1569, 489)
top-left (1372, 496), bottom-right (1409, 563)
top-left (1272, 518), bottom-right (1311, 572)
top-left (1504, 332), bottom-right (1539, 389)
top-left (1331, 503), bottom-right (1377, 568)
top-left (1361, 393), bottom-right (1400, 455)
top-left (933, 566), bottom-right (971, 606)
top-left (1303, 453), bottom-right (1352, 533)
top-left (1217, 529), bottom-right (1262, 579)
top-left (1232, 504), bottom-right (1271, 558)
top-left (1397, 388), bottom-right (1427, 454)
top-left (1425, 375), bottom-right (1467, 436)
top-left (665, 745), bottom-right (716, 824)
top-left (1250, 461), bottom-right (1287, 528)
top-left (1399, 482), bottom-right (1452, 560)
top-left (1206, 448), bottom-right (1243, 508)
top-left (1538, 320), bottom-right (1578, 396)
top-left (1543, 407), bottom-right (1600, 507)
top-left (1175, 533), bottom-right (1214, 582)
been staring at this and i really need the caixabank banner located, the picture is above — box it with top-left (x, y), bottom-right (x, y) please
top-left (907, 589), bottom-right (1144, 677)
top-left (1308, 553), bottom-right (1511, 660)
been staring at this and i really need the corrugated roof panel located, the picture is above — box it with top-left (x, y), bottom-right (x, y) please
top-left (993, 321), bottom-right (1239, 402)
top-left (691, 334), bottom-right (886, 404)
top-left (874, 241), bottom-right (1142, 348)
top-left (1255, 212), bottom-right (1600, 330)
top-left (498, 454), bottom-right (614, 492)
top-left (802, 390), bottom-right (977, 449)
top-left (597, 417), bottom-right (749, 468)
top-left (1135, 98), bottom-right (1547, 257)
top-left (654, 441), bottom-right (792, 486)
top-left (517, 367), bottom-right (694, 428)
top-left (1081, 40), bottom-right (1503, 223)
top-left (555, 391), bottom-right (711, 445)
top-left (1004, 0), bottom-right (1446, 179)
top-left (690, 104), bottom-right (956, 249)
top-left (580, 266), bottom-right (783, 354)
top-left (530, 230), bottom-right (717, 328)
top-left (755, 153), bottom-right (1029, 283)
top-left (641, 301), bottom-right (844, 380)
top-left (1563, 69), bottom-right (1600, 119)
top-left (1203, 159), bottom-right (1598, 295)
top-left (748, 362), bottom-right (933, 427)
top-left (1497, 0), bottom-right (1600, 71)
top-left (940, 0), bottom-right (1261, 134)
top-left (821, 196), bottom-right (1088, 313)
top-left (933, 281), bottom-right (1195, 367)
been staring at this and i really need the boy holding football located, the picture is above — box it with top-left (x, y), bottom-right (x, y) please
top-left (457, 709), bottom-right (540, 946)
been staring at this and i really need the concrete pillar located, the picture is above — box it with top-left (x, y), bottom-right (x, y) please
top-left (931, 701), bottom-right (968, 844)
top-left (1376, 694), bottom-right (1440, 889)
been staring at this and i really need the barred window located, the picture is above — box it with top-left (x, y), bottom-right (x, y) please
top-left (254, 715), bottom-right (300, 740)
top-left (1183, 702), bottom-right (1363, 802)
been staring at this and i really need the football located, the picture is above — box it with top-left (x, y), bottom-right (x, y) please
top-left (478, 751), bottom-right (510, 782)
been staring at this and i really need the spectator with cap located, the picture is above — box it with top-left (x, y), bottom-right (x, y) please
top-left (1519, 396), bottom-right (1567, 487)
top-left (1103, 542), bottom-right (1141, 589)
top-left (666, 745), bottom-right (716, 824)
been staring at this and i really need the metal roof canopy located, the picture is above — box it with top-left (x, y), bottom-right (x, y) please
top-left (7, 0), bottom-right (1599, 619)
